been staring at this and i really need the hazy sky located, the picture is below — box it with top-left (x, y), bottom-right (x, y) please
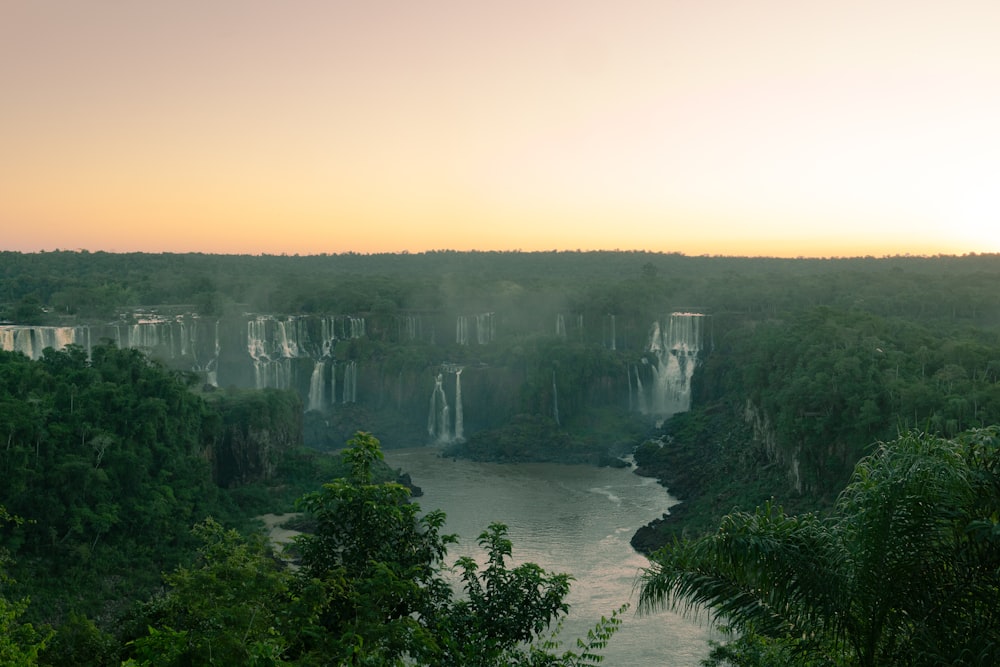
top-left (3, 1), bottom-right (999, 257)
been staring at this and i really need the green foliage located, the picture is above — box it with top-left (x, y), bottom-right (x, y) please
top-left (639, 429), bottom-right (1000, 667)
top-left (292, 432), bottom-right (456, 664)
top-left (39, 612), bottom-right (118, 667)
top-left (0, 344), bottom-right (234, 624)
top-left (119, 432), bottom-right (620, 665)
top-left (441, 523), bottom-right (572, 665)
top-left (124, 518), bottom-right (304, 667)
top-left (0, 507), bottom-right (53, 666)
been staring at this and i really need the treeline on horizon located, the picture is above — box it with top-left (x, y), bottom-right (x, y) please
top-left (4, 249), bottom-right (1000, 323)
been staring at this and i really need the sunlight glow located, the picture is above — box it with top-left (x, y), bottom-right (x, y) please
top-left (2, 1), bottom-right (1000, 256)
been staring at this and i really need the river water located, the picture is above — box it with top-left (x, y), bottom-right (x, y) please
top-left (383, 447), bottom-right (718, 666)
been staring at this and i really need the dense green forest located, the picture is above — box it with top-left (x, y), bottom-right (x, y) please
top-left (2, 250), bottom-right (1000, 664)
top-left (0, 346), bottom-right (616, 665)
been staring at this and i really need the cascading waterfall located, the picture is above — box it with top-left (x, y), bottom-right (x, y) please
top-left (0, 314), bottom-right (369, 404)
top-left (640, 313), bottom-right (704, 422)
top-left (399, 314), bottom-right (422, 341)
top-left (307, 360), bottom-right (326, 411)
top-left (634, 363), bottom-right (647, 414)
top-left (327, 360), bottom-right (337, 404)
top-left (457, 313), bottom-right (495, 345)
top-left (0, 326), bottom-right (81, 360)
top-left (339, 316), bottom-right (365, 339)
top-left (556, 314), bottom-right (566, 339)
top-left (204, 320), bottom-right (221, 386)
top-left (249, 317), bottom-right (274, 389)
top-left (427, 373), bottom-right (451, 442)
top-left (275, 319), bottom-right (298, 358)
top-left (341, 361), bottom-right (357, 404)
top-left (454, 368), bottom-right (464, 441)
top-left (247, 317), bottom-right (268, 360)
top-left (476, 312), bottom-right (495, 344)
top-left (427, 366), bottom-right (465, 444)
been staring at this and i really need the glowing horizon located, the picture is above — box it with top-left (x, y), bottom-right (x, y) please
top-left (2, 2), bottom-right (999, 259)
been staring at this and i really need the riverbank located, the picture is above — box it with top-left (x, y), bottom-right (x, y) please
top-left (629, 404), bottom-right (825, 554)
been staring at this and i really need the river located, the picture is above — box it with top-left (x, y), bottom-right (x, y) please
top-left (383, 447), bottom-right (719, 666)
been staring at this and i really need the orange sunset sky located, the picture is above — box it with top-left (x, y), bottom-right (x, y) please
top-left (2, 1), bottom-right (999, 257)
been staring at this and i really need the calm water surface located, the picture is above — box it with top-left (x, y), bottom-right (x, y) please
top-left (383, 447), bottom-right (718, 666)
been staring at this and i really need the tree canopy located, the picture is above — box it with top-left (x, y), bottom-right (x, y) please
top-left (638, 428), bottom-right (1000, 666)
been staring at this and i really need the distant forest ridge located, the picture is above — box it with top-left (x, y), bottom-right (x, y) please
top-left (4, 249), bottom-right (1000, 327)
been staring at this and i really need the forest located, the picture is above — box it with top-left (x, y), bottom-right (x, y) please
top-left (1, 250), bottom-right (999, 665)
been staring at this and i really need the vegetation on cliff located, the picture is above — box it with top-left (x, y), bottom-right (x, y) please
top-left (639, 428), bottom-right (1000, 666)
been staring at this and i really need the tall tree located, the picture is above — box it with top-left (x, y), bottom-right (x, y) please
top-left (638, 429), bottom-right (1000, 666)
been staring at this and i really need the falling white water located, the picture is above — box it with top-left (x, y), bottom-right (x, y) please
top-left (641, 313), bottom-right (704, 421)
top-left (427, 373), bottom-right (451, 442)
top-left (454, 368), bottom-right (464, 442)
top-left (0, 326), bottom-right (81, 360)
top-left (341, 361), bottom-right (357, 404)
top-left (307, 360), bottom-right (326, 411)
top-left (556, 314), bottom-right (566, 339)
top-left (476, 312), bottom-right (495, 344)
top-left (635, 363), bottom-right (648, 414)
top-left (329, 360), bottom-right (336, 405)
top-left (275, 319), bottom-right (298, 358)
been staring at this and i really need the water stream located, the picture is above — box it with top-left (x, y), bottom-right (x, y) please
top-left (383, 447), bottom-right (718, 666)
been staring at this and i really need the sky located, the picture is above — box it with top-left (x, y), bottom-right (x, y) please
top-left (2, 1), bottom-right (1000, 258)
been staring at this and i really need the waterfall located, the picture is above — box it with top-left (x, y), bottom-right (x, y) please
top-left (454, 368), bottom-right (464, 442)
top-left (348, 317), bottom-right (365, 339)
top-left (342, 361), bottom-right (357, 404)
top-left (635, 363), bottom-right (647, 414)
top-left (642, 313), bottom-right (704, 422)
top-left (556, 314), bottom-right (566, 339)
top-left (336, 316), bottom-right (365, 339)
top-left (330, 360), bottom-right (337, 404)
top-left (427, 373), bottom-right (451, 442)
top-left (476, 312), bottom-right (495, 344)
top-left (307, 360), bottom-right (326, 411)
top-left (0, 326), bottom-right (86, 360)
top-left (456, 316), bottom-right (468, 345)
top-left (206, 319), bottom-right (221, 386)
top-left (552, 369), bottom-right (560, 426)
top-left (248, 317), bottom-right (268, 359)
top-left (275, 319), bottom-right (298, 358)
top-left (399, 314), bottom-right (421, 341)
top-left (321, 317), bottom-right (336, 357)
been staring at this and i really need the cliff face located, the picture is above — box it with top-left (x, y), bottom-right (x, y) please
top-left (1, 312), bottom-right (707, 449)
top-left (207, 389), bottom-right (303, 486)
top-left (743, 399), bottom-right (802, 493)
